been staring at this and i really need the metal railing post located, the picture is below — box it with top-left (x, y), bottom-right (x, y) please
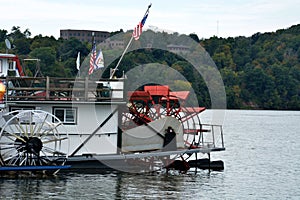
top-left (46, 76), bottom-right (50, 100)
top-left (221, 126), bottom-right (224, 148)
top-left (212, 125), bottom-right (215, 147)
top-left (85, 77), bottom-right (89, 101)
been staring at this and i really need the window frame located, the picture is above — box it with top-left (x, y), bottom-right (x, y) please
top-left (8, 60), bottom-right (15, 70)
top-left (8, 106), bottom-right (36, 124)
top-left (9, 106), bottom-right (36, 112)
top-left (53, 107), bottom-right (77, 125)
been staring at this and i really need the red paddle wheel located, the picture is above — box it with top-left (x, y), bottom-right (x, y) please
top-left (122, 85), bottom-right (207, 149)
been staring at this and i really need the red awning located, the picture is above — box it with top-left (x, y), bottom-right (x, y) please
top-left (128, 91), bottom-right (152, 101)
top-left (144, 85), bottom-right (169, 96)
top-left (169, 91), bottom-right (190, 100)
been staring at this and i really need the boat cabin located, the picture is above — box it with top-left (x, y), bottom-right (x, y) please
top-left (0, 54), bottom-right (24, 77)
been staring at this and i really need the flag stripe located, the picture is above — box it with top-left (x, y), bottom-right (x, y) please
top-left (89, 40), bottom-right (97, 75)
top-left (133, 22), bottom-right (143, 40)
top-left (132, 12), bottom-right (149, 40)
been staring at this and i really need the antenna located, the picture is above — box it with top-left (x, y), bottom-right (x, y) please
top-left (217, 20), bottom-right (219, 37)
top-left (5, 39), bottom-right (11, 53)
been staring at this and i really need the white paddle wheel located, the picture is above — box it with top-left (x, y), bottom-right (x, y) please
top-left (0, 110), bottom-right (68, 169)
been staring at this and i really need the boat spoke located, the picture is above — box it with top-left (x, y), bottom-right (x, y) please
top-left (42, 137), bottom-right (68, 144)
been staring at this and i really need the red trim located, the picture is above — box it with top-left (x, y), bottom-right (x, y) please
top-left (0, 54), bottom-right (24, 76)
top-left (13, 55), bottom-right (24, 76)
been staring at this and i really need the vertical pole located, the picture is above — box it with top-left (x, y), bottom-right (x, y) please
top-left (195, 152), bottom-right (198, 174)
top-left (212, 125), bottom-right (215, 147)
top-left (208, 153), bottom-right (211, 173)
top-left (5, 77), bottom-right (8, 107)
top-left (201, 126), bottom-right (204, 145)
top-left (221, 125), bottom-right (224, 148)
top-left (46, 76), bottom-right (50, 100)
top-left (85, 76), bottom-right (89, 101)
top-left (117, 104), bottom-right (123, 154)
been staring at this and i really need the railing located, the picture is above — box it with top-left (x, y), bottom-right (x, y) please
top-left (198, 124), bottom-right (225, 150)
top-left (1, 76), bottom-right (125, 102)
top-left (185, 123), bottom-right (225, 151)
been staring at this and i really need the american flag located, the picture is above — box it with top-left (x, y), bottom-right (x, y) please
top-left (132, 13), bottom-right (148, 40)
top-left (89, 39), bottom-right (97, 75)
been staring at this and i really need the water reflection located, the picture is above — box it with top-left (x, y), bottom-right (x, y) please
top-left (0, 176), bottom-right (67, 199)
top-left (0, 170), bottom-right (222, 199)
top-left (106, 171), bottom-right (222, 199)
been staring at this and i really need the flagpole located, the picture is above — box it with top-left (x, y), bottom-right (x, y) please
top-left (89, 32), bottom-right (95, 76)
top-left (110, 36), bottom-right (133, 79)
top-left (110, 3), bottom-right (152, 79)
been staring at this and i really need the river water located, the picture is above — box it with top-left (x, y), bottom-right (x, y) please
top-left (0, 110), bottom-right (299, 199)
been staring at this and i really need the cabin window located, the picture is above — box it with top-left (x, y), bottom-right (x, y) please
top-left (8, 61), bottom-right (15, 70)
top-left (0, 60), bottom-right (2, 73)
top-left (8, 107), bottom-right (36, 124)
top-left (53, 107), bottom-right (77, 124)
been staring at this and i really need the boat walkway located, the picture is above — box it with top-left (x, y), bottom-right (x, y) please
top-left (0, 77), bottom-right (124, 102)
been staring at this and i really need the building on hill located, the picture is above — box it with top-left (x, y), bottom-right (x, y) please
top-left (60, 29), bottom-right (124, 49)
top-left (167, 44), bottom-right (190, 54)
top-left (60, 29), bottom-right (110, 43)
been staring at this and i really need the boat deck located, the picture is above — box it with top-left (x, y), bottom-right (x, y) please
top-left (1, 76), bottom-right (125, 102)
top-left (68, 147), bottom-right (225, 162)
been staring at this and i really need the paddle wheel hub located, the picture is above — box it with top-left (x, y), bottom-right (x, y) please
top-left (15, 136), bottom-right (43, 154)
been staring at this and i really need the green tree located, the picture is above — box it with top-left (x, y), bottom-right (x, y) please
top-left (189, 33), bottom-right (200, 43)
top-left (58, 38), bottom-right (89, 62)
top-left (30, 35), bottom-right (58, 49)
top-left (9, 26), bottom-right (31, 40)
top-left (14, 38), bottom-right (31, 55)
top-left (29, 47), bottom-right (56, 76)
top-left (0, 29), bottom-right (8, 41)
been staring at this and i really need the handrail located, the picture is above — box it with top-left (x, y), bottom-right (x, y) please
top-left (1, 76), bottom-right (124, 102)
top-left (185, 123), bottom-right (225, 150)
top-left (199, 124), bottom-right (224, 149)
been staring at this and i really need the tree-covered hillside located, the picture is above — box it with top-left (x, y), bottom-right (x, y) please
top-left (200, 24), bottom-right (300, 109)
top-left (0, 25), bottom-right (299, 110)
